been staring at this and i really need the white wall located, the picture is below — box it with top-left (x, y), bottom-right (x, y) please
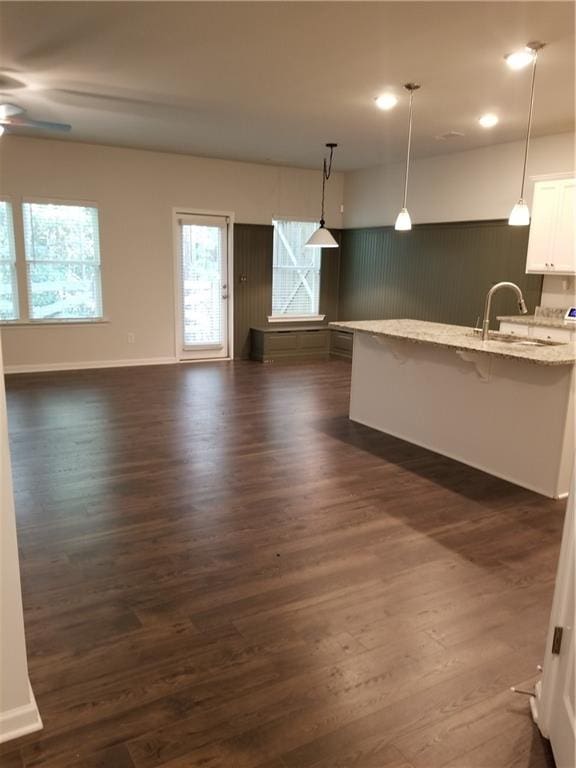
top-left (0, 137), bottom-right (343, 371)
top-left (343, 132), bottom-right (575, 228)
top-left (343, 132), bottom-right (575, 309)
top-left (0, 336), bottom-right (42, 742)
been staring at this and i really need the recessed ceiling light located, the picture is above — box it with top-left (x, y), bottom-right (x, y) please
top-left (479, 113), bottom-right (499, 128)
top-left (505, 47), bottom-right (536, 70)
top-left (375, 94), bottom-right (398, 111)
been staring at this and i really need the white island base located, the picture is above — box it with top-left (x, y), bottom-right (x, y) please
top-left (348, 331), bottom-right (574, 499)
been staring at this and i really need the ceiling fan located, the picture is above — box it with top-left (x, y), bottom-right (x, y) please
top-left (0, 103), bottom-right (71, 136)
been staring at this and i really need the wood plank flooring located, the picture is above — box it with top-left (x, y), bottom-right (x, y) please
top-left (1, 359), bottom-right (562, 768)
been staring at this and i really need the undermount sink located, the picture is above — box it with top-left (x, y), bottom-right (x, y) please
top-left (470, 330), bottom-right (564, 347)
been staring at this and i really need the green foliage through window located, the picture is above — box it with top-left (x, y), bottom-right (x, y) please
top-left (22, 203), bottom-right (102, 320)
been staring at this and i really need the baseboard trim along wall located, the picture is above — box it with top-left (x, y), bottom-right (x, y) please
top-left (0, 681), bottom-right (43, 744)
top-left (4, 356), bottom-right (178, 375)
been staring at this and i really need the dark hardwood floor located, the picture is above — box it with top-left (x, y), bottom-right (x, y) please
top-left (1, 359), bottom-right (562, 768)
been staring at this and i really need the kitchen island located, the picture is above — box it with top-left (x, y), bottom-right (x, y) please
top-left (330, 319), bottom-right (575, 499)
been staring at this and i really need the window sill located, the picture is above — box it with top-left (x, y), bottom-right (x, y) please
top-left (267, 315), bottom-right (326, 324)
top-left (0, 319), bottom-right (110, 327)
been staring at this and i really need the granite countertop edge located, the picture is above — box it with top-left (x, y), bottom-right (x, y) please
top-left (329, 320), bottom-right (576, 366)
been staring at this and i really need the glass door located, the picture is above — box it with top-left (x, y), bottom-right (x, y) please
top-left (177, 214), bottom-right (229, 360)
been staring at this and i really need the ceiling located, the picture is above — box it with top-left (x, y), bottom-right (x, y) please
top-left (0, 1), bottom-right (573, 171)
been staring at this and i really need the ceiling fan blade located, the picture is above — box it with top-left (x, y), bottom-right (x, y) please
top-left (3, 116), bottom-right (71, 132)
top-left (0, 103), bottom-right (25, 118)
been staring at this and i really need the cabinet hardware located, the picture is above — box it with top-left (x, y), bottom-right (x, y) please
top-left (551, 626), bottom-right (563, 655)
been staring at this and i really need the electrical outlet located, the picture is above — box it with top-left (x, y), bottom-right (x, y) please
top-left (127, 333), bottom-right (135, 344)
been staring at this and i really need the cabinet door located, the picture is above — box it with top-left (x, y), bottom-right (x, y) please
top-left (526, 181), bottom-right (559, 273)
top-left (550, 180), bottom-right (576, 274)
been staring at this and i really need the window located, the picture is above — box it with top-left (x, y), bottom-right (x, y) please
top-left (0, 201), bottom-right (18, 321)
top-left (22, 202), bottom-right (103, 320)
top-left (271, 219), bottom-right (323, 320)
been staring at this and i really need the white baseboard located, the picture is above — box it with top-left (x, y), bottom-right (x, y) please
top-left (4, 356), bottom-right (178, 375)
top-left (0, 681), bottom-right (43, 744)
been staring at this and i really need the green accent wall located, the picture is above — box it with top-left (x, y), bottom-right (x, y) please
top-left (338, 220), bottom-right (542, 328)
top-left (234, 224), bottom-right (273, 360)
top-left (233, 224), bottom-right (341, 359)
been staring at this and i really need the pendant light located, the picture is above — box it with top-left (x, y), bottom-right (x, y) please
top-left (305, 142), bottom-right (339, 248)
top-left (395, 83), bottom-right (420, 231)
top-left (508, 42), bottom-right (545, 226)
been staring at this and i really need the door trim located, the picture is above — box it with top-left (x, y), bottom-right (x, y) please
top-left (172, 207), bottom-right (235, 361)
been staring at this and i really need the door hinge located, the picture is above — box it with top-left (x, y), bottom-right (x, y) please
top-left (551, 626), bottom-right (563, 655)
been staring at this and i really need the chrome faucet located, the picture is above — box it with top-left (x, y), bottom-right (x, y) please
top-left (482, 282), bottom-right (528, 340)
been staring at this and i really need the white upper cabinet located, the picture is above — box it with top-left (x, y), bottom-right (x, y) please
top-left (526, 178), bottom-right (575, 275)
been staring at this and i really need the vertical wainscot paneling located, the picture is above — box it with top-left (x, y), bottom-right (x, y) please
top-left (233, 224), bottom-right (274, 360)
top-left (338, 220), bottom-right (542, 328)
top-left (233, 224), bottom-right (341, 359)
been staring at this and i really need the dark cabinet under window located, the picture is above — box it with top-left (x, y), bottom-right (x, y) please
top-left (250, 326), bottom-right (352, 362)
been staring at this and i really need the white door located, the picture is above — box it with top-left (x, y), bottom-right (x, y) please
top-left (547, 571), bottom-right (575, 768)
top-left (535, 478), bottom-right (575, 768)
top-left (176, 214), bottom-right (230, 360)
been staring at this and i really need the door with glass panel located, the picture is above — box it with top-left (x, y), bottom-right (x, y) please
top-left (177, 214), bottom-right (229, 360)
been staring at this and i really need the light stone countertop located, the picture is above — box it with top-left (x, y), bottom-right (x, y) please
top-left (497, 314), bottom-right (575, 329)
top-left (329, 319), bottom-right (576, 366)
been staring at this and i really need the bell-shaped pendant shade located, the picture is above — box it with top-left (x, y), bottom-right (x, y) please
top-left (307, 143), bottom-right (339, 249)
top-left (305, 224), bottom-right (339, 248)
top-left (508, 199), bottom-right (530, 226)
top-left (394, 207), bottom-right (412, 231)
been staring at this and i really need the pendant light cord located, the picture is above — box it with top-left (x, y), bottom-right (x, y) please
top-left (319, 144), bottom-right (335, 226)
top-left (519, 51), bottom-right (538, 200)
top-left (402, 89), bottom-right (415, 209)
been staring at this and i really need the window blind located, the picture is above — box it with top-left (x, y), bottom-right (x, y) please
top-left (179, 218), bottom-right (227, 348)
top-left (0, 201), bottom-right (18, 321)
top-left (272, 220), bottom-right (321, 317)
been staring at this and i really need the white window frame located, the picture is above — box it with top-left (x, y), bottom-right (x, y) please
top-left (0, 195), bottom-right (106, 325)
top-left (0, 197), bottom-right (20, 322)
top-left (268, 217), bottom-right (325, 323)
